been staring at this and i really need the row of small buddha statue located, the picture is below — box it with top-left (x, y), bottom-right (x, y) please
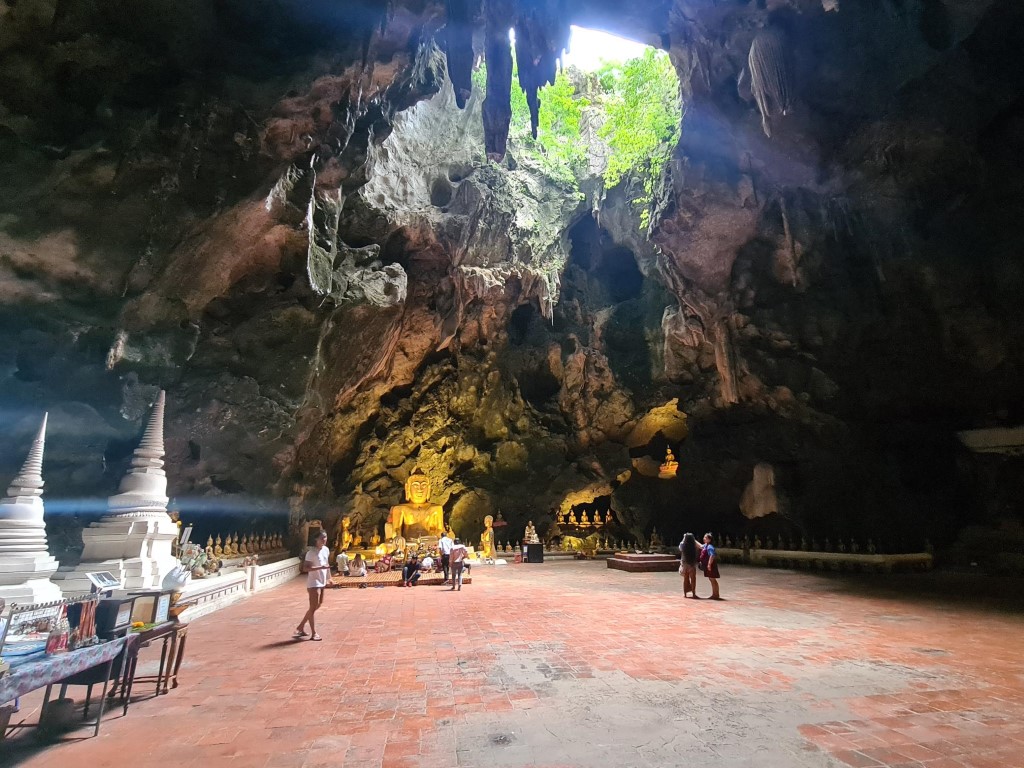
top-left (205, 532), bottom-right (284, 561)
top-left (555, 508), bottom-right (614, 528)
top-left (720, 534), bottom-right (896, 555)
top-left (560, 537), bottom-right (640, 552)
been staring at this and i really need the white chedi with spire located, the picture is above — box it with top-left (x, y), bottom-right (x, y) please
top-left (54, 391), bottom-right (180, 592)
top-left (0, 414), bottom-right (62, 604)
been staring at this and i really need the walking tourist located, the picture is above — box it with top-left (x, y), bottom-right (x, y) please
top-left (439, 529), bottom-right (454, 583)
top-left (701, 532), bottom-right (721, 600)
top-left (679, 532), bottom-right (699, 599)
top-left (449, 537), bottom-right (468, 591)
top-left (295, 530), bottom-right (330, 640)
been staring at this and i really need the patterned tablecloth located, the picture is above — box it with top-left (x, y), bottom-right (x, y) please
top-left (0, 637), bottom-right (129, 703)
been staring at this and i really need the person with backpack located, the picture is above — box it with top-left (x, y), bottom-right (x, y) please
top-left (701, 532), bottom-right (721, 600)
top-left (295, 530), bottom-right (330, 640)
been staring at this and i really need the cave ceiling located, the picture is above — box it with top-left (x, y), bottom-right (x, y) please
top-left (1, 0), bottom-right (1022, 553)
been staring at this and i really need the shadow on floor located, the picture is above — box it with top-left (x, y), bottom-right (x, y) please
top-left (811, 568), bottom-right (1024, 614)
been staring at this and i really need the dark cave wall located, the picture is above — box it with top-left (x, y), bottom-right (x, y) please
top-left (0, 0), bottom-right (1022, 557)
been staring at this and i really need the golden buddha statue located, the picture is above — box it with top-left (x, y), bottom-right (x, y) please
top-left (658, 448), bottom-right (679, 479)
top-left (227, 533), bottom-right (239, 557)
top-left (556, 509), bottom-right (565, 524)
top-left (480, 514), bottom-right (496, 561)
top-left (385, 468), bottom-right (445, 541)
top-left (524, 520), bottom-right (539, 544)
top-left (605, 509), bottom-right (614, 526)
top-left (568, 509), bottom-right (578, 526)
top-left (214, 535), bottom-right (224, 558)
top-left (371, 529), bottom-right (381, 548)
top-left (240, 535), bottom-right (249, 555)
top-left (339, 516), bottom-right (354, 550)
top-left (580, 510), bottom-right (591, 527)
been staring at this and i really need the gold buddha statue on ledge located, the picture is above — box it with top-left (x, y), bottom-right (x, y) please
top-left (385, 468), bottom-right (445, 541)
top-left (658, 448), bottom-right (679, 479)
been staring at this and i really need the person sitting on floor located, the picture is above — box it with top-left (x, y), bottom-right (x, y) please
top-left (420, 554), bottom-right (434, 573)
top-left (401, 551), bottom-right (421, 587)
top-left (375, 551), bottom-right (396, 573)
top-left (336, 550), bottom-right (350, 576)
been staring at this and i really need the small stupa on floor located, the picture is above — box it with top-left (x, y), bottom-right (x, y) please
top-left (0, 414), bottom-right (61, 604)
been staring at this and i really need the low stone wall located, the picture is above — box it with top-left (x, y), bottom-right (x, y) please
top-left (177, 571), bottom-right (249, 622)
top-left (253, 557), bottom-right (302, 593)
top-left (716, 547), bottom-right (933, 573)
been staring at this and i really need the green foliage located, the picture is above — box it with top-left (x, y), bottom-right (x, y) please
top-left (597, 49), bottom-right (681, 226)
top-left (470, 46), bottom-right (681, 224)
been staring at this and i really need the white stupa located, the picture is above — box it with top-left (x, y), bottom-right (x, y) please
top-left (54, 391), bottom-right (179, 592)
top-left (0, 414), bottom-right (62, 604)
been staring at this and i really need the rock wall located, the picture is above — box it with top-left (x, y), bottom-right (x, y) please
top-left (1, 0), bottom-right (1022, 557)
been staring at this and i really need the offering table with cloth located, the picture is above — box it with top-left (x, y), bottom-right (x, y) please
top-left (0, 634), bottom-right (137, 739)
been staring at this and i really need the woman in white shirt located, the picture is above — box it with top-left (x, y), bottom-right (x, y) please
top-left (295, 531), bottom-right (330, 641)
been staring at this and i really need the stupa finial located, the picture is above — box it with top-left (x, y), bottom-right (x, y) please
top-left (5, 412), bottom-right (47, 500)
top-left (138, 390), bottom-right (165, 458)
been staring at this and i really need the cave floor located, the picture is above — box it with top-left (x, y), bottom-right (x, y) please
top-left (3, 561), bottom-right (1022, 768)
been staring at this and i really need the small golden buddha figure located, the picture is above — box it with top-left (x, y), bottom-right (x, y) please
top-left (524, 520), bottom-right (539, 544)
top-left (568, 509), bottom-right (578, 526)
top-left (386, 468), bottom-right (445, 541)
top-left (480, 514), bottom-right (496, 561)
top-left (206, 535), bottom-right (213, 549)
top-left (651, 527), bottom-right (663, 547)
top-left (214, 535), bottom-right (224, 558)
top-left (658, 448), bottom-right (679, 479)
top-left (605, 509), bottom-right (614, 526)
top-left (556, 509), bottom-right (565, 524)
top-left (371, 529), bottom-right (382, 548)
top-left (339, 516), bottom-right (354, 550)
top-left (227, 533), bottom-right (239, 557)
top-left (580, 510), bottom-right (591, 527)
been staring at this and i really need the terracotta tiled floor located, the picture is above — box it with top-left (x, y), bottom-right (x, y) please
top-left (2, 562), bottom-right (1022, 768)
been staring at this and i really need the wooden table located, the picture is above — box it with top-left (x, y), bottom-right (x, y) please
top-left (112, 621), bottom-right (188, 704)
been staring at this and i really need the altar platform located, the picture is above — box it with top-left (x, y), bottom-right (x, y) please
top-left (329, 570), bottom-right (472, 588)
top-left (605, 552), bottom-right (680, 572)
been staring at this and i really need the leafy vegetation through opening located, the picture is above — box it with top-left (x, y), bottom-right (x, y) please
top-left (472, 47), bottom-right (681, 227)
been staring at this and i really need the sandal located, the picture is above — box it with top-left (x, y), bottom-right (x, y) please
top-left (310, 634), bottom-right (323, 641)
top-left (293, 629), bottom-right (308, 638)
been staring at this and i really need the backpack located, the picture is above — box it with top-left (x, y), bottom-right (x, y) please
top-left (698, 545), bottom-right (710, 571)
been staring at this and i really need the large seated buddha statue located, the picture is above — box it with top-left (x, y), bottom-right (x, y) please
top-left (385, 468), bottom-right (445, 542)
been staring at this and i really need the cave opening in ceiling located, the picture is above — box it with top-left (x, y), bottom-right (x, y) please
top-left (469, 25), bottom-right (681, 225)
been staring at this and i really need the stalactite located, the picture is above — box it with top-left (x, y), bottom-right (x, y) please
top-left (446, 0), bottom-right (477, 108)
top-left (482, 0), bottom-right (514, 161)
top-left (514, 0), bottom-right (569, 140)
top-left (748, 27), bottom-right (792, 138)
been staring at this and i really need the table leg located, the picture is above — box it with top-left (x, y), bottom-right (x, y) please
top-left (93, 658), bottom-right (114, 738)
top-left (163, 632), bottom-right (180, 694)
top-left (83, 683), bottom-right (94, 719)
top-left (170, 631), bottom-right (187, 690)
top-left (122, 652), bottom-right (139, 716)
top-left (156, 635), bottom-right (170, 695)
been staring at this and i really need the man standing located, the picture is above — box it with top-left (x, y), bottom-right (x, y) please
top-left (295, 531), bottom-right (330, 641)
top-left (449, 537), bottom-right (468, 591)
top-left (439, 529), bottom-right (454, 584)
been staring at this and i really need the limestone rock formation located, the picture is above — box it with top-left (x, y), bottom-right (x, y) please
top-left (1, 0), bottom-right (1023, 561)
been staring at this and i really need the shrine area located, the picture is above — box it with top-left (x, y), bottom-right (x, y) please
top-left (2, 561), bottom-right (1021, 768)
